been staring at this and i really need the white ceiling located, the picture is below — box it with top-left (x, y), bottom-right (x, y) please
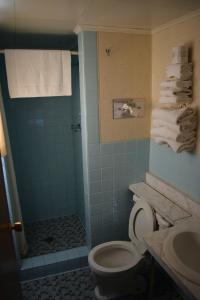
top-left (0, 0), bottom-right (200, 34)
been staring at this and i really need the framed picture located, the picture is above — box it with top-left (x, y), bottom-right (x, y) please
top-left (113, 98), bottom-right (145, 119)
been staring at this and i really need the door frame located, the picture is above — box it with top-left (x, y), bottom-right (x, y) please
top-left (0, 80), bottom-right (27, 264)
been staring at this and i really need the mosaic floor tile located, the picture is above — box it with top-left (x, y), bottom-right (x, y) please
top-left (21, 267), bottom-right (183, 300)
top-left (24, 215), bottom-right (86, 257)
top-left (21, 268), bottom-right (141, 300)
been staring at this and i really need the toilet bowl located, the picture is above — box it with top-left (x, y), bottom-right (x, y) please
top-left (89, 241), bottom-right (142, 275)
top-left (88, 197), bottom-right (169, 300)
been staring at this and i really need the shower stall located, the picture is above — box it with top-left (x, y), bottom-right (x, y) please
top-left (0, 36), bottom-right (86, 260)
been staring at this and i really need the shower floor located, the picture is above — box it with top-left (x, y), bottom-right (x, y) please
top-left (24, 215), bottom-right (86, 257)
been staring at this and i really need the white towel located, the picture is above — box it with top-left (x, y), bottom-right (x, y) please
top-left (151, 127), bottom-right (196, 143)
top-left (152, 107), bottom-right (196, 124)
top-left (5, 49), bottom-right (71, 98)
top-left (152, 118), bottom-right (197, 134)
top-left (160, 79), bottom-right (192, 90)
top-left (159, 95), bottom-right (192, 104)
top-left (171, 46), bottom-right (188, 64)
top-left (160, 90), bottom-right (192, 97)
top-left (154, 136), bottom-right (196, 153)
top-left (166, 63), bottom-right (192, 80)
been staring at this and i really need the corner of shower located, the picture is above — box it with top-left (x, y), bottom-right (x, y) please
top-left (0, 50), bottom-right (89, 280)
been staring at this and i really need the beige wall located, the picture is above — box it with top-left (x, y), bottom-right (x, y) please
top-left (98, 32), bottom-right (151, 143)
top-left (152, 15), bottom-right (200, 153)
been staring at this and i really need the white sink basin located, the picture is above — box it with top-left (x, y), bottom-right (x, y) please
top-left (163, 223), bottom-right (200, 285)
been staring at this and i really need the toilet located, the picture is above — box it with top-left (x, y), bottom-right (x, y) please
top-left (88, 195), bottom-right (170, 300)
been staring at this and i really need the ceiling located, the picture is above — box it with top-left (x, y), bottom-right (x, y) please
top-left (0, 0), bottom-right (200, 34)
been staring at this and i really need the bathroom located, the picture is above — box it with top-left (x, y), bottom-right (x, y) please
top-left (0, 1), bottom-right (200, 300)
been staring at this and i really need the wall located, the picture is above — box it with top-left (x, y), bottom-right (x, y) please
top-left (0, 54), bottom-right (84, 222)
top-left (78, 31), bottom-right (149, 247)
top-left (150, 14), bottom-right (200, 202)
top-left (98, 32), bottom-right (151, 143)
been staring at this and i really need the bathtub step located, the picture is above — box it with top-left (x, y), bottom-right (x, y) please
top-left (20, 246), bottom-right (88, 281)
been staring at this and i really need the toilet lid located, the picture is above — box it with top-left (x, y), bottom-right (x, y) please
top-left (129, 197), bottom-right (156, 254)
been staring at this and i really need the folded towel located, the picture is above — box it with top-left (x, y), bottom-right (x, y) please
top-left (5, 49), bottom-right (71, 98)
top-left (159, 95), bottom-right (192, 104)
top-left (152, 118), bottom-right (197, 134)
top-left (151, 127), bottom-right (196, 143)
top-left (160, 79), bottom-right (192, 90)
top-left (152, 107), bottom-right (196, 124)
top-left (153, 136), bottom-right (196, 153)
top-left (171, 46), bottom-right (188, 64)
top-left (166, 63), bottom-right (193, 80)
top-left (160, 89), bottom-right (192, 97)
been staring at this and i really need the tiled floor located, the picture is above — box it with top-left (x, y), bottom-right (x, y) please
top-left (25, 215), bottom-right (86, 257)
top-left (22, 267), bottom-right (141, 300)
top-left (21, 267), bottom-right (183, 300)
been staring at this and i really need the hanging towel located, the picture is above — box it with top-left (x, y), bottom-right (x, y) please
top-left (5, 49), bottom-right (71, 98)
top-left (151, 127), bottom-right (196, 143)
top-left (152, 118), bottom-right (197, 134)
top-left (160, 79), bottom-right (192, 90)
top-left (154, 136), bottom-right (196, 153)
top-left (160, 89), bottom-right (192, 97)
top-left (165, 63), bottom-right (192, 80)
top-left (152, 107), bottom-right (196, 124)
top-left (159, 95), bottom-right (192, 104)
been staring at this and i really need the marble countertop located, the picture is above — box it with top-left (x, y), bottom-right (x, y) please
top-left (144, 218), bottom-right (200, 300)
top-left (129, 182), bottom-right (191, 225)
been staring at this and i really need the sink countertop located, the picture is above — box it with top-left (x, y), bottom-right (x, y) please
top-left (144, 218), bottom-right (200, 300)
top-left (129, 182), bottom-right (191, 225)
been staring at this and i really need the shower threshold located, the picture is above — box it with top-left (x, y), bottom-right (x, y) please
top-left (24, 214), bottom-right (86, 258)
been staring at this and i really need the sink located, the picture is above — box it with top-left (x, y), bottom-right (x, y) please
top-left (163, 223), bottom-right (200, 285)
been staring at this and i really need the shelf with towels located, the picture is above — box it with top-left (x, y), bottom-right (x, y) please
top-left (151, 46), bottom-right (197, 153)
top-left (159, 46), bottom-right (193, 106)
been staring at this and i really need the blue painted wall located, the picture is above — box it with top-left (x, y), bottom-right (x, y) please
top-left (149, 140), bottom-right (200, 203)
top-left (78, 31), bottom-right (150, 247)
top-left (0, 52), bottom-right (84, 222)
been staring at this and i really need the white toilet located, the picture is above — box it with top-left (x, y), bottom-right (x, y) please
top-left (88, 195), bottom-right (169, 300)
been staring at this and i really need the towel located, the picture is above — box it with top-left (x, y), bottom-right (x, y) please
top-left (152, 107), bottom-right (196, 124)
top-left (151, 127), bottom-right (196, 143)
top-left (160, 79), bottom-right (192, 90)
top-left (166, 63), bottom-right (192, 80)
top-left (154, 136), bottom-right (196, 153)
top-left (159, 95), bottom-right (192, 104)
top-left (152, 118), bottom-right (197, 134)
top-left (160, 90), bottom-right (192, 97)
top-left (5, 49), bottom-right (71, 98)
top-left (171, 46), bottom-right (188, 64)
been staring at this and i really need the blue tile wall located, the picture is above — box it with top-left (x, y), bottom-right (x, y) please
top-left (0, 55), bottom-right (85, 223)
top-left (149, 140), bottom-right (200, 203)
top-left (78, 31), bottom-right (150, 247)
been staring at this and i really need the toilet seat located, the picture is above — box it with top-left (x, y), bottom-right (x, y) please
top-left (129, 198), bottom-right (156, 254)
top-left (88, 241), bottom-right (142, 275)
